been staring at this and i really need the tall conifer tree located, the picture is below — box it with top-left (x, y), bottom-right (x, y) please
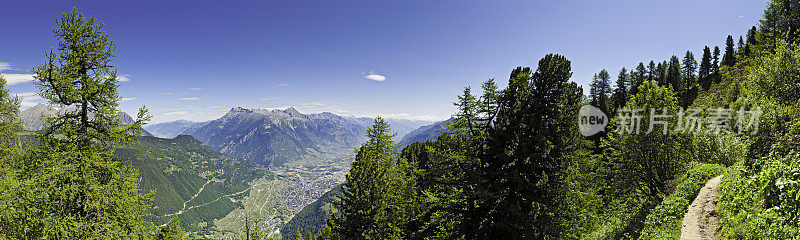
top-left (700, 46), bottom-right (713, 90)
top-left (666, 56), bottom-right (682, 93)
top-left (613, 68), bottom-right (629, 111)
top-left (20, 9), bottom-right (153, 238)
top-left (330, 118), bottom-right (414, 239)
top-left (722, 35), bottom-right (737, 66)
top-left (681, 51), bottom-right (698, 108)
top-left (590, 69), bottom-right (611, 113)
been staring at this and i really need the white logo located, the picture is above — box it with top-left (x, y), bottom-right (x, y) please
top-left (578, 105), bottom-right (608, 137)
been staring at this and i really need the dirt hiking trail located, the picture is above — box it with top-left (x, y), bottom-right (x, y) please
top-left (680, 175), bottom-right (723, 240)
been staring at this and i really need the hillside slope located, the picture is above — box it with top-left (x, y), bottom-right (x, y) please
top-left (114, 135), bottom-right (272, 235)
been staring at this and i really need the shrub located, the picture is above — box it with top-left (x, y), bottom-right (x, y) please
top-left (718, 150), bottom-right (800, 239)
top-left (639, 163), bottom-right (726, 239)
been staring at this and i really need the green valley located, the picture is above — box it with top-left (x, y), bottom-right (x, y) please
top-left (113, 135), bottom-right (272, 236)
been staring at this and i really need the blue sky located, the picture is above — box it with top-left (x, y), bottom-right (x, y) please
top-left (0, 0), bottom-right (766, 123)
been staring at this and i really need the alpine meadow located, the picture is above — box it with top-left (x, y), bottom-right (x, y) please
top-left (3, 1), bottom-right (800, 239)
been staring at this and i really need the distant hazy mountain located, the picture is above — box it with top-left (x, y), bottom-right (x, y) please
top-left (145, 120), bottom-right (210, 138)
top-left (348, 117), bottom-right (433, 142)
top-left (397, 117), bottom-right (455, 148)
top-left (383, 118), bottom-right (435, 142)
top-left (19, 104), bottom-right (59, 132)
top-left (20, 103), bottom-right (154, 136)
top-left (184, 107), bottom-right (369, 167)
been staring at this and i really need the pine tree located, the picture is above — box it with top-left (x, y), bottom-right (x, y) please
top-left (33, 9), bottom-right (150, 146)
top-left (713, 46), bottom-right (721, 71)
top-left (666, 55), bottom-right (682, 93)
top-left (474, 54), bottom-right (583, 238)
top-left (737, 35), bottom-right (745, 54)
top-left (477, 78), bottom-right (500, 131)
top-left (722, 35), bottom-right (737, 66)
top-left (329, 118), bottom-right (414, 239)
top-left (712, 46), bottom-right (721, 83)
top-left (613, 68), bottom-right (629, 111)
top-left (633, 62), bottom-right (647, 92)
top-left (654, 62), bottom-right (666, 87)
top-left (659, 60), bottom-right (669, 86)
top-left (682, 51), bottom-right (697, 81)
top-left (589, 69), bottom-right (611, 113)
top-left (452, 87), bottom-right (478, 135)
top-left (401, 135), bottom-right (476, 239)
top-left (14, 9), bottom-right (153, 238)
top-left (699, 46), bottom-right (713, 90)
top-left (647, 60), bottom-right (656, 81)
top-left (745, 26), bottom-right (758, 56)
top-left (681, 51), bottom-right (698, 108)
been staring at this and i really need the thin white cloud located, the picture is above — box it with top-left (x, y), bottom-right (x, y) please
top-left (118, 74), bottom-right (132, 82)
top-left (365, 74), bottom-right (386, 81)
top-left (164, 111), bottom-right (188, 115)
top-left (204, 105), bottom-right (228, 109)
top-left (178, 97), bottom-right (200, 101)
top-left (0, 62), bottom-right (11, 71)
top-left (121, 97), bottom-right (138, 102)
top-left (276, 83), bottom-right (290, 87)
top-left (374, 113), bottom-right (443, 122)
top-left (3, 73), bottom-right (35, 85)
top-left (16, 92), bottom-right (44, 107)
top-left (188, 88), bottom-right (203, 91)
top-left (301, 102), bottom-right (327, 107)
top-left (160, 92), bottom-right (176, 96)
top-left (264, 106), bottom-right (296, 111)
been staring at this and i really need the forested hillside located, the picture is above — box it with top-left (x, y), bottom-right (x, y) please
top-left (288, 1), bottom-right (800, 239)
top-left (115, 135), bottom-right (271, 235)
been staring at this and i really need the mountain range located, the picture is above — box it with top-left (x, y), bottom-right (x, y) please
top-left (145, 119), bottom-right (210, 138)
top-left (179, 107), bottom-right (434, 167)
top-left (397, 117), bottom-right (454, 147)
top-left (183, 107), bottom-right (368, 167)
top-left (20, 103), bottom-right (154, 136)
